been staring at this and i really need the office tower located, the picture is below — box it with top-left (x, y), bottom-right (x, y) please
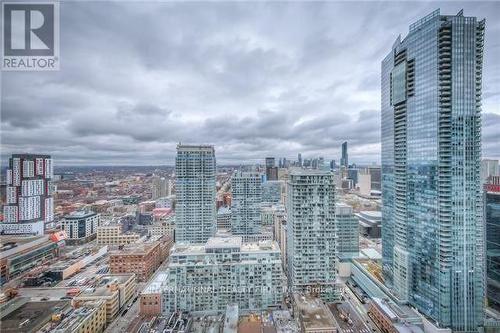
top-left (151, 176), bottom-right (171, 199)
top-left (340, 142), bottom-right (348, 168)
top-left (265, 157), bottom-right (278, 181)
top-left (381, 10), bottom-right (485, 331)
top-left (286, 169), bottom-right (337, 301)
top-left (368, 166), bottom-right (382, 191)
top-left (1, 154), bottom-right (54, 236)
top-left (162, 237), bottom-right (284, 312)
top-left (262, 180), bottom-right (283, 204)
top-left (298, 153), bottom-right (302, 167)
top-left (175, 145), bottom-right (216, 243)
top-left (347, 168), bottom-right (358, 186)
top-left (481, 159), bottom-right (499, 185)
top-left (485, 176), bottom-right (500, 311)
top-left (278, 158), bottom-right (283, 168)
top-left (335, 203), bottom-right (359, 258)
top-left (231, 171), bottom-right (262, 235)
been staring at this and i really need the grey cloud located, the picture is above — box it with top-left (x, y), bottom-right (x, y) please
top-left (1, 1), bottom-right (500, 165)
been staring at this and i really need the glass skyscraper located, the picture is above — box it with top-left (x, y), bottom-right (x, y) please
top-left (381, 10), bottom-right (485, 332)
top-left (175, 145), bottom-right (216, 243)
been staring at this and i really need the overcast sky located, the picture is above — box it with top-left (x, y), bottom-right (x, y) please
top-left (1, 1), bottom-right (499, 166)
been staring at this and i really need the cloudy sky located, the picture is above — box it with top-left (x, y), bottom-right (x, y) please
top-left (1, 1), bottom-right (499, 166)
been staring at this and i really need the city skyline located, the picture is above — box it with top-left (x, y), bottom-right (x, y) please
top-left (1, 2), bottom-right (499, 166)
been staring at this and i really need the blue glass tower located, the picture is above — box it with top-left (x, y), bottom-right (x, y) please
top-left (381, 10), bottom-right (485, 331)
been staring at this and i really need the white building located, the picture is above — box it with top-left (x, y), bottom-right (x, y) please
top-left (175, 145), bottom-right (216, 243)
top-left (357, 173), bottom-right (371, 196)
top-left (231, 171), bottom-right (262, 235)
top-left (286, 169), bottom-right (338, 301)
top-left (61, 211), bottom-right (100, 242)
top-left (2, 154), bottom-right (54, 236)
top-left (162, 236), bottom-right (284, 313)
top-left (152, 176), bottom-right (172, 199)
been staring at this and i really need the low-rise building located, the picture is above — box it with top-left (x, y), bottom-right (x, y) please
top-left (0, 235), bottom-right (60, 284)
top-left (50, 300), bottom-right (107, 333)
top-left (61, 211), bottom-right (100, 244)
top-left (162, 236), bottom-right (284, 313)
top-left (74, 274), bottom-right (136, 323)
top-left (96, 225), bottom-right (140, 246)
top-left (367, 298), bottom-right (424, 333)
top-left (293, 294), bottom-right (337, 333)
top-left (356, 211), bottom-right (381, 238)
top-left (109, 241), bottom-right (168, 282)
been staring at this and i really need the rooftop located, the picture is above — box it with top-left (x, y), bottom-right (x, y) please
top-left (0, 299), bottom-right (69, 333)
top-left (293, 294), bottom-right (336, 330)
top-left (64, 211), bottom-right (97, 219)
top-left (110, 241), bottom-right (159, 255)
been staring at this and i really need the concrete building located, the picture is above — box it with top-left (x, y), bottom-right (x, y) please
top-left (231, 171), bottom-right (262, 235)
top-left (151, 176), bottom-right (171, 200)
top-left (286, 169), bottom-right (337, 301)
top-left (162, 236), bottom-right (284, 313)
top-left (2, 154), bottom-right (54, 236)
top-left (51, 300), bottom-right (107, 333)
top-left (109, 239), bottom-right (172, 282)
top-left (381, 10), bottom-right (485, 330)
top-left (74, 274), bottom-right (136, 323)
top-left (335, 203), bottom-right (359, 258)
top-left (368, 298), bottom-right (424, 333)
top-left (356, 211), bottom-right (382, 238)
top-left (61, 211), bottom-right (100, 244)
top-left (357, 173), bottom-right (371, 196)
top-left (175, 145), bottom-right (216, 243)
top-left (293, 294), bottom-right (337, 333)
top-left (96, 225), bottom-right (140, 246)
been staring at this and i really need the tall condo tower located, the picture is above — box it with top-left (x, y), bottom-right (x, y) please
top-left (231, 171), bottom-right (262, 235)
top-left (175, 145), bottom-right (216, 243)
top-left (286, 169), bottom-right (337, 301)
top-left (381, 10), bottom-right (485, 331)
top-left (2, 154), bottom-right (54, 236)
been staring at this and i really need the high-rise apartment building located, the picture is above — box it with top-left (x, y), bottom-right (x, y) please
top-left (335, 203), bottom-right (359, 258)
top-left (231, 171), bottom-right (262, 235)
top-left (1, 154), bottom-right (54, 236)
top-left (340, 142), bottom-right (348, 168)
top-left (162, 237), bottom-right (284, 313)
top-left (298, 153), bottom-right (302, 167)
top-left (381, 10), bottom-right (485, 331)
top-left (286, 169), bottom-right (337, 301)
top-left (485, 176), bottom-right (500, 311)
top-left (175, 145), bottom-right (216, 243)
top-left (151, 176), bottom-right (171, 199)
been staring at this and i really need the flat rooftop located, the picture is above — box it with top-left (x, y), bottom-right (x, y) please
top-left (109, 241), bottom-right (158, 255)
top-left (0, 235), bottom-right (51, 259)
top-left (0, 300), bottom-right (69, 333)
top-left (293, 294), bottom-right (336, 330)
top-left (64, 211), bottom-right (97, 219)
top-left (172, 238), bottom-right (279, 256)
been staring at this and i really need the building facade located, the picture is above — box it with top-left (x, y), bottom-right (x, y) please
top-left (162, 237), bottom-right (284, 313)
top-left (340, 142), bottom-right (348, 168)
top-left (61, 211), bottom-right (100, 244)
top-left (286, 170), bottom-right (337, 301)
top-left (335, 203), bottom-right (359, 258)
top-left (485, 176), bottom-right (500, 311)
top-left (381, 10), bottom-right (485, 331)
top-left (2, 154), bottom-right (54, 235)
top-left (262, 181), bottom-right (283, 204)
top-left (231, 171), bottom-right (262, 235)
top-left (175, 145), bottom-right (216, 243)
